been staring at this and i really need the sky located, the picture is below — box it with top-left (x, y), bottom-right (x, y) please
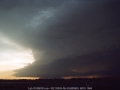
top-left (0, 0), bottom-right (120, 79)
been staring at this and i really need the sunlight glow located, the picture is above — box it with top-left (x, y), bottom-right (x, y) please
top-left (0, 50), bottom-right (35, 72)
top-left (0, 34), bottom-right (35, 72)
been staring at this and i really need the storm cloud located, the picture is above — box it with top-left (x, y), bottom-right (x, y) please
top-left (0, 0), bottom-right (120, 78)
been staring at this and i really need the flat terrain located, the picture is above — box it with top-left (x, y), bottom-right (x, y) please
top-left (0, 78), bottom-right (120, 90)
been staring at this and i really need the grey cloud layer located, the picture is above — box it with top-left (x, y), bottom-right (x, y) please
top-left (0, 0), bottom-right (120, 78)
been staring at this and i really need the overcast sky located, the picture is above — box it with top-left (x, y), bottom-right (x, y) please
top-left (0, 0), bottom-right (120, 79)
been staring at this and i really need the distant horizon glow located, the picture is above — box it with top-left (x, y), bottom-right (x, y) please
top-left (0, 70), bottom-right (39, 79)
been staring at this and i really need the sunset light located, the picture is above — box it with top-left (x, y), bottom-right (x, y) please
top-left (0, 34), bottom-right (35, 73)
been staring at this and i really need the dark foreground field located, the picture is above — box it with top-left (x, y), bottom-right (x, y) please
top-left (0, 78), bottom-right (120, 90)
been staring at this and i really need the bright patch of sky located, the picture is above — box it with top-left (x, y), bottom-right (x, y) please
top-left (0, 33), bottom-right (35, 72)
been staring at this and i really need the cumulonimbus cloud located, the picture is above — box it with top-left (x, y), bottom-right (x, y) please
top-left (0, 0), bottom-right (120, 78)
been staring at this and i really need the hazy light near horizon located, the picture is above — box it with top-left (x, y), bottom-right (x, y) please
top-left (0, 50), bottom-right (34, 71)
top-left (0, 34), bottom-right (35, 72)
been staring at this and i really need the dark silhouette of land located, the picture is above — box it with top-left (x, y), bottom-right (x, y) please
top-left (0, 77), bottom-right (120, 90)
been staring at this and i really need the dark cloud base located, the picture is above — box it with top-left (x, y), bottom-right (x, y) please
top-left (14, 48), bottom-right (120, 78)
